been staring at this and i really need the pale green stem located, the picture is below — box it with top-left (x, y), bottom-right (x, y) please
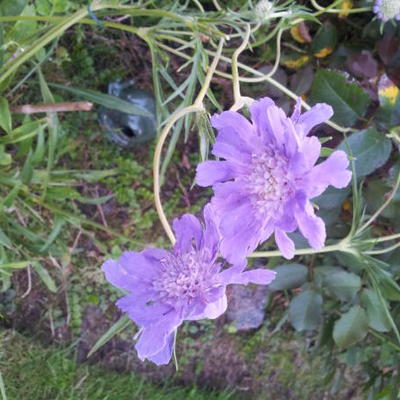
top-left (152, 39), bottom-right (225, 245)
top-left (363, 233), bottom-right (400, 244)
top-left (230, 23), bottom-right (251, 111)
top-left (357, 170), bottom-right (400, 235)
top-left (212, 0), bottom-right (222, 11)
top-left (249, 242), bottom-right (348, 258)
top-left (242, 28), bottom-right (284, 83)
top-left (365, 242), bottom-right (400, 255)
top-left (157, 36), bottom-right (354, 134)
top-left (312, 0), bottom-right (371, 15)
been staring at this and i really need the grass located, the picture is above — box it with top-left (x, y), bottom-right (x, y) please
top-left (0, 329), bottom-right (234, 400)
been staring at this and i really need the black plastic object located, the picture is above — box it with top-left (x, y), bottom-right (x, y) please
top-left (98, 80), bottom-right (156, 148)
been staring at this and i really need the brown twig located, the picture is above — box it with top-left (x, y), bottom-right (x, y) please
top-left (10, 101), bottom-right (93, 114)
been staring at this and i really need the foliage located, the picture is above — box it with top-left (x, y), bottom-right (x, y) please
top-left (0, 0), bottom-right (400, 398)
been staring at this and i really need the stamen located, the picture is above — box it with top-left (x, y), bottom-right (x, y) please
top-left (245, 147), bottom-right (293, 217)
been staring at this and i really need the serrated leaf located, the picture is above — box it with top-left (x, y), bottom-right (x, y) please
top-left (33, 262), bottom-right (57, 293)
top-left (288, 289), bottom-right (323, 331)
top-left (338, 128), bottom-right (392, 178)
top-left (333, 305), bottom-right (368, 348)
top-left (0, 97), bottom-right (11, 133)
top-left (88, 314), bottom-right (131, 358)
top-left (361, 288), bottom-right (391, 332)
top-left (310, 69), bottom-right (370, 126)
top-left (269, 264), bottom-right (308, 291)
top-left (50, 83), bottom-right (152, 117)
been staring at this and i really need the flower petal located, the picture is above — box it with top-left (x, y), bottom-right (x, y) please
top-left (295, 103), bottom-right (333, 138)
top-left (188, 294), bottom-right (228, 320)
top-left (196, 160), bottom-right (236, 187)
top-left (172, 214), bottom-right (202, 253)
top-left (305, 150), bottom-right (352, 198)
top-left (102, 251), bottom-right (160, 290)
top-left (135, 310), bottom-right (181, 361)
top-left (295, 202), bottom-right (326, 249)
top-left (146, 332), bottom-right (175, 365)
top-left (221, 265), bottom-right (276, 285)
top-left (249, 97), bottom-right (275, 144)
top-left (201, 203), bottom-right (220, 261)
top-left (116, 292), bottom-right (172, 326)
top-left (211, 110), bottom-right (261, 151)
top-left (275, 229), bottom-right (295, 259)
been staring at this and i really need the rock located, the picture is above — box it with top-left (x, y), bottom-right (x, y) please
top-left (226, 285), bottom-right (269, 331)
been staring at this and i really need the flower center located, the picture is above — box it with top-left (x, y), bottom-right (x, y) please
top-left (374, 0), bottom-right (400, 20)
top-left (246, 148), bottom-right (292, 216)
top-left (153, 251), bottom-right (213, 304)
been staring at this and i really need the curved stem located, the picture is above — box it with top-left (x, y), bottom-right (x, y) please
top-left (242, 28), bottom-right (283, 84)
top-left (230, 23), bottom-right (251, 111)
top-left (357, 169), bottom-right (400, 235)
top-left (365, 241), bottom-right (400, 255)
top-left (152, 39), bottom-right (225, 245)
top-left (312, 0), bottom-right (370, 15)
top-left (157, 36), bottom-right (354, 134)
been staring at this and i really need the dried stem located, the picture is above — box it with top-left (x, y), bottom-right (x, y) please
top-left (11, 101), bottom-right (93, 114)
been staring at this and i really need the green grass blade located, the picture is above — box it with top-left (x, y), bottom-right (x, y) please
top-left (49, 83), bottom-right (153, 117)
top-left (87, 315), bottom-right (131, 358)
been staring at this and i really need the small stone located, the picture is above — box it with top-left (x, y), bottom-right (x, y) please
top-left (226, 285), bottom-right (269, 331)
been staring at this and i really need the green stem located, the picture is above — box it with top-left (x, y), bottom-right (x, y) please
top-left (357, 169), bottom-right (400, 235)
top-left (249, 242), bottom-right (347, 258)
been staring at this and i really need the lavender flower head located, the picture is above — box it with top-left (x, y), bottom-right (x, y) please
top-left (102, 205), bottom-right (276, 365)
top-left (196, 97), bottom-right (352, 262)
top-left (373, 0), bottom-right (400, 21)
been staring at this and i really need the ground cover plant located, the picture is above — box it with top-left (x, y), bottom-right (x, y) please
top-left (0, 0), bottom-right (400, 399)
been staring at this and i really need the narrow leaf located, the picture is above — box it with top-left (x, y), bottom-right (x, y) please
top-left (88, 314), bottom-right (131, 358)
top-left (33, 262), bottom-right (57, 293)
top-left (50, 83), bottom-right (153, 117)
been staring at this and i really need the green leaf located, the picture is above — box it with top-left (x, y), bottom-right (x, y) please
top-left (2, 120), bottom-right (44, 144)
top-left (288, 289), bottom-right (323, 331)
top-left (310, 69), bottom-right (370, 126)
top-left (39, 216), bottom-right (65, 252)
top-left (269, 264), bottom-right (308, 291)
top-left (0, 0), bottom-right (27, 16)
top-left (338, 128), bottom-right (392, 178)
top-left (310, 22), bottom-right (337, 58)
top-left (319, 267), bottom-right (361, 302)
top-left (361, 288), bottom-right (391, 333)
top-left (0, 97), bottom-right (11, 133)
top-left (33, 262), bottom-right (57, 293)
top-left (0, 228), bottom-right (12, 249)
top-left (88, 314), bottom-right (131, 358)
top-left (0, 145), bottom-right (12, 166)
top-left (333, 305), bottom-right (368, 348)
top-left (0, 370), bottom-right (7, 400)
top-left (50, 83), bottom-right (153, 117)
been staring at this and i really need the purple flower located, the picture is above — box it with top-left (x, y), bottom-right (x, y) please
top-left (196, 97), bottom-right (352, 262)
top-left (102, 205), bottom-right (276, 365)
top-left (373, 0), bottom-right (400, 21)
